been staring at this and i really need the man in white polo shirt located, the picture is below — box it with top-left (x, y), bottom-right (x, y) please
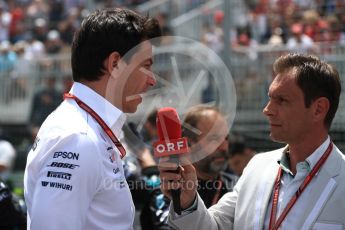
top-left (24, 8), bottom-right (161, 230)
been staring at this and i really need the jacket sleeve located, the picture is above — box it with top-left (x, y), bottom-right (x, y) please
top-left (28, 133), bottom-right (103, 230)
top-left (166, 153), bottom-right (260, 230)
top-left (167, 188), bottom-right (237, 230)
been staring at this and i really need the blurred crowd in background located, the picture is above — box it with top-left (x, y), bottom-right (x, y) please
top-left (0, 0), bottom-right (342, 61)
top-left (234, 0), bottom-right (345, 46)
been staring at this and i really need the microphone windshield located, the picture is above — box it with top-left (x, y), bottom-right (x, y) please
top-left (156, 107), bottom-right (182, 141)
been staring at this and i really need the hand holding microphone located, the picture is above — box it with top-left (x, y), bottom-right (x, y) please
top-left (155, 108), bottom-right (198, 214)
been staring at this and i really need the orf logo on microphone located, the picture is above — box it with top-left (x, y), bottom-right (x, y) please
top-left (153, 138), bottom-right (188, 158)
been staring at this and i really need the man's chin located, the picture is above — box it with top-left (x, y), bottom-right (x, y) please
top-left (210, 162), bottom-right (227, 173)
top-left (123, 103), bottom-right (140, 113)
top-left (270, 133), bottom-right (286, 144)
top-left (124, 106), bottom-right (138, 114)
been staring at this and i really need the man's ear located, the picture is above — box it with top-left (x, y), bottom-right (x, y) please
top-left (107, 52), bottom-right (121, 79)
top-left (312, 97), bottom-right (329, 123)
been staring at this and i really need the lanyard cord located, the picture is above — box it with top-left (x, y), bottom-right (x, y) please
top-left (64, 93), bottom-right (126, 159)
top-left (268, 141), bottom-right (333, 230)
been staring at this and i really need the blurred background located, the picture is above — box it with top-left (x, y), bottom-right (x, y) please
top-left (0, 0), bottom-right (344, 227)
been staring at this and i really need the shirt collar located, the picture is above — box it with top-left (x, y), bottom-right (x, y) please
top-left (278, 147), bottom-right (294, 176)
top-left (278, 136), bottom-right (331, 175)
top-left (305, 136), bottom-right (330, 171)
top-left (69, 82), bottom-right (126, 135)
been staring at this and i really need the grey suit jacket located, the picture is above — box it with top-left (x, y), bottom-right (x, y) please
top-left (168, 145), bottom-right (345, 230)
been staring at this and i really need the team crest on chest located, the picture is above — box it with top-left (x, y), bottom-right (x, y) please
top-left (107, 146), bottom-right (116, 163)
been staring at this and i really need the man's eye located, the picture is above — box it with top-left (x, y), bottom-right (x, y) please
top-left (277, 97), bottom-right (287, 103)
top-left (142, 64), bottom-right (151, 69)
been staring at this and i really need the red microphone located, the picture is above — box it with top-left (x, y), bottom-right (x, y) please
top-left (153, 107), bottom-right (189, 215)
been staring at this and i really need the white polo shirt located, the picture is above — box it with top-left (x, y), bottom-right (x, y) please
top-left (24, 82), bottom-right (135, 230)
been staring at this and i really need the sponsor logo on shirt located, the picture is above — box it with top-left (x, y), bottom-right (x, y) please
top-left (107, 146), bottom-right (121, 177)
top-left (47, 171), bottom-right (72, 180)
top-left (107, 146), bottom-right (116, 163)
top-left (113, 168), bottom-right (120, 174)
top-left (53, 151), bottom-right (79, 160)
top-left (41, 181), bottom-right (73, 191)
top-left (41, 181), bottom-right (49, 187)
top-left (47, 162), bottom-right (80, 169)
top-left (109, 153), bottom-right (116, 163)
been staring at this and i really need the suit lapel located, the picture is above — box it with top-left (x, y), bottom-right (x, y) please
top-left (255, 149), bottom-right (285, 230)
top-left (298, 147), bottom-right (342, 229)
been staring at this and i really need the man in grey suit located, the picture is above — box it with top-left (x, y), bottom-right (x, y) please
top-left (159, 53), bottom-right (345, 230)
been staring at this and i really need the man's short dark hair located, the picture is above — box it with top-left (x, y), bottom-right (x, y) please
top-left (71, 8), bottom-right (161, 82)
top-left (273, 53), bottom-right (341, 129)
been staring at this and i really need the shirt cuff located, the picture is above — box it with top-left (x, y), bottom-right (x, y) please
top-left (178, 195), bottom-right (198, 216)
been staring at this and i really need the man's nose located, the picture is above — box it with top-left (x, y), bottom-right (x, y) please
top-left (217, 139), bottom-right (228, 152)
top-left (147, 72), bottom-right (156, 87)
top-left (263, 100), bottom-right (275, 117)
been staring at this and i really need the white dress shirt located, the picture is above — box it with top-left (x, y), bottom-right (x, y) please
top-left (263, 136), bottom-right (331, 230)
top-left (24, 82), bottom-right (135, 230)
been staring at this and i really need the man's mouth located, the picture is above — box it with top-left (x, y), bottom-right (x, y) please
top-left (212, 157), bottom-right (226, 163)
top-left (211, 153), bottom-right (227, 163)
top-left (269, 122), bottom-right (281, 127)
top-left (126, 94), bottom-right (142, 102)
